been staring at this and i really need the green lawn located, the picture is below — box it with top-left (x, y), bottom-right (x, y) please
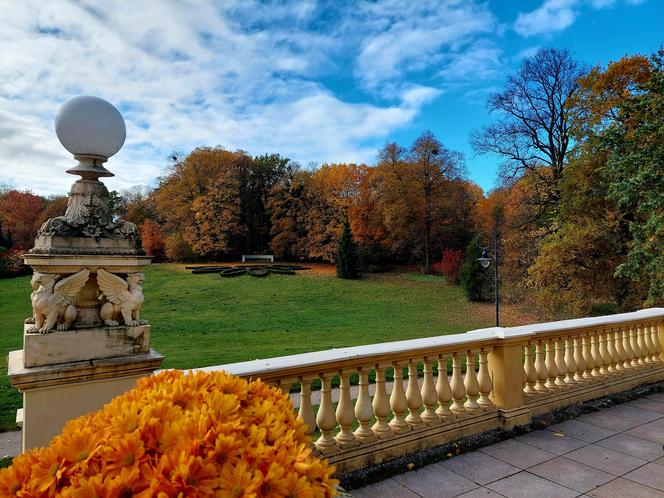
top-left (0, 264), bottom-right (534, 431)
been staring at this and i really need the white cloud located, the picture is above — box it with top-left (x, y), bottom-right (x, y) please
top-left (353, 1), bottom-right (499, 89)
top-left (514, 0), bottom-right (578, 37)
top-left (514, 0), bottom-right (645, 37)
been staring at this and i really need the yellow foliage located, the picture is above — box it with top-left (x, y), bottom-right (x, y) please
top-left (0, 370), bottom-right (338, 497)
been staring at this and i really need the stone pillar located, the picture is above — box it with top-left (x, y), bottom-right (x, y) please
top-left (7, 96), bottom-right (164, 450)
top-left (489, 343), bottom-right (531, 429)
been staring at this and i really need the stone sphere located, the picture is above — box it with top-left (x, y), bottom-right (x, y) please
top-left (55, 96), bottom-right (126, 158)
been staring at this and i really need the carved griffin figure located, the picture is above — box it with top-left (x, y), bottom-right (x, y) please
top-left (26, 269), bottom-right (90, 334)
top-left (97, 269), bottom-right (147, 327)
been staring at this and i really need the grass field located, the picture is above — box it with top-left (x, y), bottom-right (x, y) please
top-left (0, 264), bottom-right (536, 432)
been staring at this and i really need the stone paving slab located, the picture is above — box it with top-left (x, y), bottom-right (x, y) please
top-left (352, 396), bottom-right (664, 497)
top-left (595, 432), bottom-right (664, 460)
top-left (546, 419), bottom-right (616, 443)
top-left (0, 431), bottom-right (21, 459)
top-left (478, 439), bottom-right (556, 469)
top-left (391, 464), bottom-right (478, 498)
top-left (527, 456), bottom-right (614, 494)
top-left (439, 451), bottom-right (520, 485)
top-left (563, 444), bottom-right (648, 475)
top-left (486, 471), bottom-right (578, 498)
top-left (587, 477), bottom-right (664, 497)
top-left (514, 428), bottom-right (587, 455)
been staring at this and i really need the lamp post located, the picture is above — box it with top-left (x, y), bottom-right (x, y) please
top-left (476, 231), bottom-right (500, 327)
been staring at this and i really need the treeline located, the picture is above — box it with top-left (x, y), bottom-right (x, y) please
top-left (119, 131), bottom-right (479, 273)
top-left (1, 131), bottom-right (480, 275)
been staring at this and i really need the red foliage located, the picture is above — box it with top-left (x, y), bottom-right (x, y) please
top-left (0, 190), bottom-right (45, 250)
top-left (432, 248), bottom-right (464, 283)
top-left (140, 218), bottom-right (165, 260)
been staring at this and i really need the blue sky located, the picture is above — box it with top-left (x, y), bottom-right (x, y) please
top-left (0, 0), bottom-right (661, 196)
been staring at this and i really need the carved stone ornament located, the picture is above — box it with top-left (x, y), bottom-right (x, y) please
top-left (98, 268), bottom-right (148, 327)
top-left (36, 178), bottom-right (138, 241)
top-left (25, 269), bottom-right (90, 334)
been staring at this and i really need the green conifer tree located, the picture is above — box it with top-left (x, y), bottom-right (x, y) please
top-left (459, 240), bottom-right (490, 301)
top-left (336, 220), bottom-right (362, 279)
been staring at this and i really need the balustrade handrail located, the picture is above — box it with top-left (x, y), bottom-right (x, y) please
top-left (195, 308), bottom-right (664, 380)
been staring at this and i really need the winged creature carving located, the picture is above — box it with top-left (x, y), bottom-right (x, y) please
top-left (26, 269), bottom-right (90, 334)
top-left (97, 268), bottom-right (147, 327)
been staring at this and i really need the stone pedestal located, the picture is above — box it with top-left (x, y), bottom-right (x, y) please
top-left (8, 349), bottom-right (163, 450)
top-left (23, 324), bottom-right (150, 368)
top-left (7, 95), bottom-right (167, 452)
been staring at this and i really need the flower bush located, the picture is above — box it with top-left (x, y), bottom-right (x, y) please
top-left (0, 370), bottom-right (338, 497)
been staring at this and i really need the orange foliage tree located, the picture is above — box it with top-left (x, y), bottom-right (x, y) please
top-left (140, 218), bottom-right (165, 260)
top-left (0, 189), bottom-right (45, 250)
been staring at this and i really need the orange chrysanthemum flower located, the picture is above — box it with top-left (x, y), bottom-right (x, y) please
top-left (0, 370), bottom-right (338, 497)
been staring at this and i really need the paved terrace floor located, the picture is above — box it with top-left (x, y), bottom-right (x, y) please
top-left (352, 393), bottom-right (664, 498)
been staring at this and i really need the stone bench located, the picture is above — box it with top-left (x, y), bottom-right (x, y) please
top-left (241, 254), bottom-right (274, 263)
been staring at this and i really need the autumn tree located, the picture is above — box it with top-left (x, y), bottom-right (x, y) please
top-left (35, 195), bottom-right (68, 229)
top-left (375, 133), bottom-right (465, 272)
top-left (594, 50), bottom-right (664, 305)
top-left (0, 189), bottom-right (45, 249)
top-left (530, 51), bottom-right (660, 314)
top-left (186, 155), bottom-right (249, 258)
top-left (140, 218), bottom-right (165, 260)
top-left (118, 186), bottom-right (155, 227)
top-left (472, 47), bottom-right (585, 213)
top-left (154, 147), bottom-right (241, 258)
top-left (268, 167), bottom-right (312, 260)
top-left (528, 152), bottom-right (633, 316)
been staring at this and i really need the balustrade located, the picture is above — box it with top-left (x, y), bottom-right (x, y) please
top-left (196, 309), bottom-right (663, 471)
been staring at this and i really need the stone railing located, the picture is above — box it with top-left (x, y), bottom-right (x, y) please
top-left (195, 308), bottom-right (664, 472)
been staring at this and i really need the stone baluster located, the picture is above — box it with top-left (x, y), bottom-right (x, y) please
top-left (354, 368), bottom-right (375, 441)
top-left (464, 351), bottom-right (481, 412)
top-left (435, 356), bottom-right (453, 420)
top-left (623, 326), bottom-right (635, 369)
top-left (297, 376), bottom-right (316, 435)
top-left (372, 365), bottom-right (393, 437)
top-left (573, 336), bottom-right (586, 382)
top-left (599, 330), bottom-right (611, 375)
top-left (630, 324), bottom-right (641, 368)
top-left (405, 361), bottom-right (424, 426)
top-left (554, 338), bottom-right (567, 387)
top-left (389, 363), bottom-right (409, 433)
top-left (636, 324), bottom-right (647, 366)
top-left (564, 337), bottom-right (577, 384)
top-left (421, 358), bottom-right (439, 423)
top-left (335, 370), bottom-right (357, 445)
top-left (477, 348), bottom-right (493, 408)
top-left (535, 341), bottom-right (549, 392)
top-left (606, 329), bottom-right (618, 373)
top-left (523, 343), bottom-right (538, 394)
top-left (315, 374), bottom-right (337, 449)
top-left (642, 323), bottom-right (655, 365)
top-left (591, 332), bottom-right (602, 377)
top-left (651, 323), bottom-right (663, 362)
top-left (582, 334), bottom-right (595, 380)
top-left (450, 353), bottom-right (467, 414)
top-left (545, 339), bottom-right (559, 389)
top-left (613, 328), bottom-right (626, 372)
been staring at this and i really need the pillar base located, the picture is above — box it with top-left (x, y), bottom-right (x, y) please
top-left (498, 406), bottom-right (532, 430)
top-left (8, 348), bottom-right (163, 451)
top-left (23, 324), bottom-right (150, 368)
